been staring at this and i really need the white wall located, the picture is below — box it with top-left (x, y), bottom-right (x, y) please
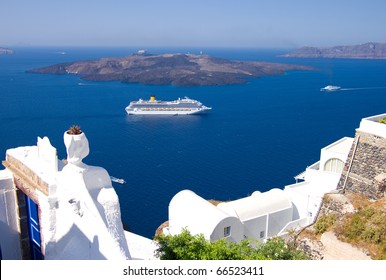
top-left (284, 182), bottom-right (311, 219)
top-left (0, 170), bottom-right (21, 260)
top-left (211, 217), bottom-right (244, 243)
top-left (358, 113), bottom-right (386, 138)
top-left (4, 134), bottom-right (132, 260)
top-left (285, 158), bottom-right (343, 222)
top-left (320, 141), bottom-right (352, 170)
top-left (43, 164), bottom-right (131, 260)
top-left (267, 208), bottom-right (293, 237)
top-left (242, 216), bottom-right (267, 241)
top-left (168, 190), bottom-right (233, 240)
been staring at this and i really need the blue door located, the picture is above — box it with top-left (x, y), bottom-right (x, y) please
top-left (26, 195), bottom-right (43, 259)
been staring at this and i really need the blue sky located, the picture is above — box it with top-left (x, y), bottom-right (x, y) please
top-left (1, 0), bottom-right (386, 48)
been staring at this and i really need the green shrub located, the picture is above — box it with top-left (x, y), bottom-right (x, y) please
top-left (154, 229), bottom-right (309, 260)
top-left (342, 206), bottom-right (386, 245)
top-left (331, 202), bottom-right (386, 259)
top-left (344, 214), bottom-right (366, 240)
top-left (314, 213), bottom-right (336, 234)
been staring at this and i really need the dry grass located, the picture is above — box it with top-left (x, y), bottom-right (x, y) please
top-left (346, 193), bottom-right (372, 209)
top-left (334, 193), bottom-right (386, 260)
top-left (298, 228), bottom-right (319, 241)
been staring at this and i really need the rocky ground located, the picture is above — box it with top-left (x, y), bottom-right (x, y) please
top-left (297, 231), bottom-right (371, 260)
top-left (295, 193), bottom-right (385, 260)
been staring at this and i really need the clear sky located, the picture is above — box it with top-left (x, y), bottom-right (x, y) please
top-left (1, 0), bottom-right (386, 48)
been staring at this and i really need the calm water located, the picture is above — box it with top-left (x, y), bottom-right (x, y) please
top-left (1, 47), bottom-right (385, 238)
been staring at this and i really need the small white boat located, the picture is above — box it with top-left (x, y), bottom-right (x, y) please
top-left (321, 85), bottom-right (341, 91)
top-left (110, 176), bottom-right (126, 184)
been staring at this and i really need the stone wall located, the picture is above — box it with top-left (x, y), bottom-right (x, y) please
top-left (337, 130), bottom-right (386, 199)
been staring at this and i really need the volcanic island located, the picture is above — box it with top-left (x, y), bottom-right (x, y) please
top-left (28, 52), bottom-right (314, 86)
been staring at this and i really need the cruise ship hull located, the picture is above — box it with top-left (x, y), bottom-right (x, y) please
top-left (125, 96), bottom-right (211, 115)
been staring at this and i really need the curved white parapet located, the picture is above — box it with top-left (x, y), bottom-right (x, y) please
top-left (57, 130), bottom-right (131, 259)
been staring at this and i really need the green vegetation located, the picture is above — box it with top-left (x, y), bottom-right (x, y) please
top-left (377, 117), bottom-right (386, 124)
top-left (314, 213), bottom-right (336, 234)
top-left (335, 206), bottom-right (386, 259)
top-left (154, 229), bottom-right (309, 260)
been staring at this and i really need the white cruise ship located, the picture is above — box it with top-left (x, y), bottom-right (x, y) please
top-left (125, 96), bottom-right (212, 115)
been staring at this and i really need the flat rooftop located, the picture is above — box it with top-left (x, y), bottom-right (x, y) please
top-left (322, 137), bottom-right (353, 155)
top-left (358, 112), bottom-right (386, 138)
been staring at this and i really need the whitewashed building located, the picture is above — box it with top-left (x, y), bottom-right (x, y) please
top-left (280, 137), bottom-right (354, 234)
top-left (218, 188), bottom-right (293, 241)
top-left (0, 129), bottom-right (157, 260)
top-left (166, 137), bottom-right (354, 242)
top-left (167, 188), bottom-right (293, 243)
top-left (168, 190), bottom-right (244, 242)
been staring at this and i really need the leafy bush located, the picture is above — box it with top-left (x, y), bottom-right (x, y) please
top-left (154, 229), bottom-right (309, 260)
top-left (314, 213), bottom-right (336, 234)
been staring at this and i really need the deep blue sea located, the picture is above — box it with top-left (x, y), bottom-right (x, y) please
top-left (1, 47), bottom-right (385, 238)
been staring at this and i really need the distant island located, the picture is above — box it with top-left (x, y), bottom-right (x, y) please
top-left (280, 42), bottom-right (386, 59)
top-left (0, 48), bottom-right (14, 55)
top-left (28, 52), bottom-right (313, 86)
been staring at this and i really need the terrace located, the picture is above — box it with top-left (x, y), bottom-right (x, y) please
top-left (357, 113), bottom-right (386, 138)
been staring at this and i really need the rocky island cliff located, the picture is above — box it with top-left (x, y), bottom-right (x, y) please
top-left (27, 52), bottom-right (313, 86)
top-left (281, 42), bottom-right (386, 59)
